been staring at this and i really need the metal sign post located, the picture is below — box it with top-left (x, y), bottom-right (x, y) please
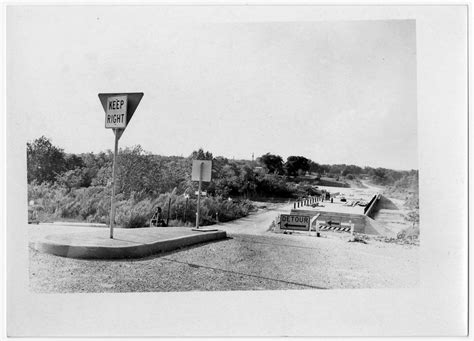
top-left (184, 193), bottom-right (189, 223)
top-left (191, 160), bottom-right (212, 230)
top-left (350, 219), bottom-right (355, 241)
top-left (99, 92), bottom-right (143, 239)
top-left (109, 128), bottom-right (120, 239)
top-left (196, 162), bottom-right (203, 229)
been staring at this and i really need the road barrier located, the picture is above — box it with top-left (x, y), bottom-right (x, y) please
top-left (364, 194), bottom-right (381, 217)
top-left (318, 225), bottom-right (351, 232)
top-left (293, 196), bottom-right (319, 210)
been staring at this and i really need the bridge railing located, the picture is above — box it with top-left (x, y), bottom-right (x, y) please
top-left (364, 194), bottom-right (380, 217)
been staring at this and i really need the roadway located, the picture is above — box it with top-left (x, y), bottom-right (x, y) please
top-left (29, 200), bottom-right (419, 292)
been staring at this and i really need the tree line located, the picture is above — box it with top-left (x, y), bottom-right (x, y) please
top-left (28, 137), bottom-right (417, 194)
top-left (27, 136), bottom-right (418, 227)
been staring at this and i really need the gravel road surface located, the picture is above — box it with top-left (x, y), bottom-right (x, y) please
top-left (29, 200), bottom-right (418, 292)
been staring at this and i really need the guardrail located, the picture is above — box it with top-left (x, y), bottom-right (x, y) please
top-left (364, 194), bottom-right (380, 217)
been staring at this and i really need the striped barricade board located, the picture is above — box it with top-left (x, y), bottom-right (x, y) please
top-left (318, 221), bottom-right (351, 233)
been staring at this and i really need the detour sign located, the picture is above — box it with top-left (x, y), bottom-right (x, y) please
top-left (280, 214), bottom-right (311, 231)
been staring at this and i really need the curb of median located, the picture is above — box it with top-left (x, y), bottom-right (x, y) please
top-left (32, 230), bottom-right (227, 259)
top-left (49, 222), bottom-right (108, 228)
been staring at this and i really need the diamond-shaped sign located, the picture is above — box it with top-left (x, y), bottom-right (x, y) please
top-left (98, 93), bottom-right (144, 136)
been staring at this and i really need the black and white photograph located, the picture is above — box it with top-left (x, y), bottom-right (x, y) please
top-left (4, 3), bottom-right (468, 337)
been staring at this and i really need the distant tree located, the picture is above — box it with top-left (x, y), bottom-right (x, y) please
top-left (116, 145), bottom-right (160, 197)
top-left (321, 164), bottom-right (331, 174)
top-left (27, 136), bottom-right (67, 184)
top-left (239, 164), bottom-right (257, 198)
top-left (370, 167), bottom-right (407, 186)
top-left (80, 151), bottom-right (111, 187)
top-left (309, 161), bottom-right (324, 175)
top-left (258, 153), bottom-right (284, 175)
top-left (341, 164), bottom-right (363, 176)
top-left (285, 156), bottom-right (310, 176)
top-left (64, 154), bottom-right (85, 171)
top-left (190, 148), bottom-right (213, 160)
top-left (328, 164), bottom-right (346, 176)
top-left (256, 173), bottom-right (295, 197)
top-left (213, 163), bottom-right (241, 197)
top-left (56, 168), bottom-right (90, 191)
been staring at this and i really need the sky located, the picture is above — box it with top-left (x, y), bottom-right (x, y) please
top-left (8, 7), bottom-right (417, 170)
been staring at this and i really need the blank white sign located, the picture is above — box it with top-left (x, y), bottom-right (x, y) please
top-left (191, 160), bottom-right (212, 182)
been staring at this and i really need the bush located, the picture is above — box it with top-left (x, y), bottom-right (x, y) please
top-left (295, 183), bottom-right (320, 197)
top-left (256, 174), bottom-right (297, 198)
top-left (28, 181), bottom-right (256, 228)
top-left (126, 214), bottom-right (149, 229)
top-left (115, 196), bottom-right (155, 228)
top-left (397, 224), bottom-right (419, 240)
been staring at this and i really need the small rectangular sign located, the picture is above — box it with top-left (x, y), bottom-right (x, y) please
top-left (280, 214), bottom-right (311, 231)
top-left (105, 95), bottom-right (128, 128)
top-left (192, 160), bottom-right (212, 182)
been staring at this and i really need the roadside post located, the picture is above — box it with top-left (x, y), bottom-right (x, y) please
top-left (184, 193), bottom-right (189, 223)
top-left (167, 196), bottom-right (172, 226)
top-left (197, 162), bottom-right (203, 228)
top-left (350, 219), bottom-right (354, 240)
top-left (98, 92), bottom-right (143, 239)
top-left (191, 160), bottom-right (212, 229)
top-left (310, 213), bottom-right (321, 237)
top-left (110, 128), bottom-right (119, 238)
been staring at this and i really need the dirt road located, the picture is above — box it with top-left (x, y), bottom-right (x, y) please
top-left (215, 201), bottom-right (293, 235)
top-left (29, 200), bottom-right (419, 292)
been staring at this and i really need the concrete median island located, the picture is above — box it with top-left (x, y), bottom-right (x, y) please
top-left (32, 227), bottom-right (227, 259)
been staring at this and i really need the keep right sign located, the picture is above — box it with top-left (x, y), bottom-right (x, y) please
top-left (105, 95), bottom-right (128, 128)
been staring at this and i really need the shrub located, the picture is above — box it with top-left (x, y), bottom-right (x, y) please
top-left (115, 196), bottom-right (154, 228)
top-left (28, 175), bottom-right (256, 227)
top-left (397, 224), bottom-right (419, 240)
